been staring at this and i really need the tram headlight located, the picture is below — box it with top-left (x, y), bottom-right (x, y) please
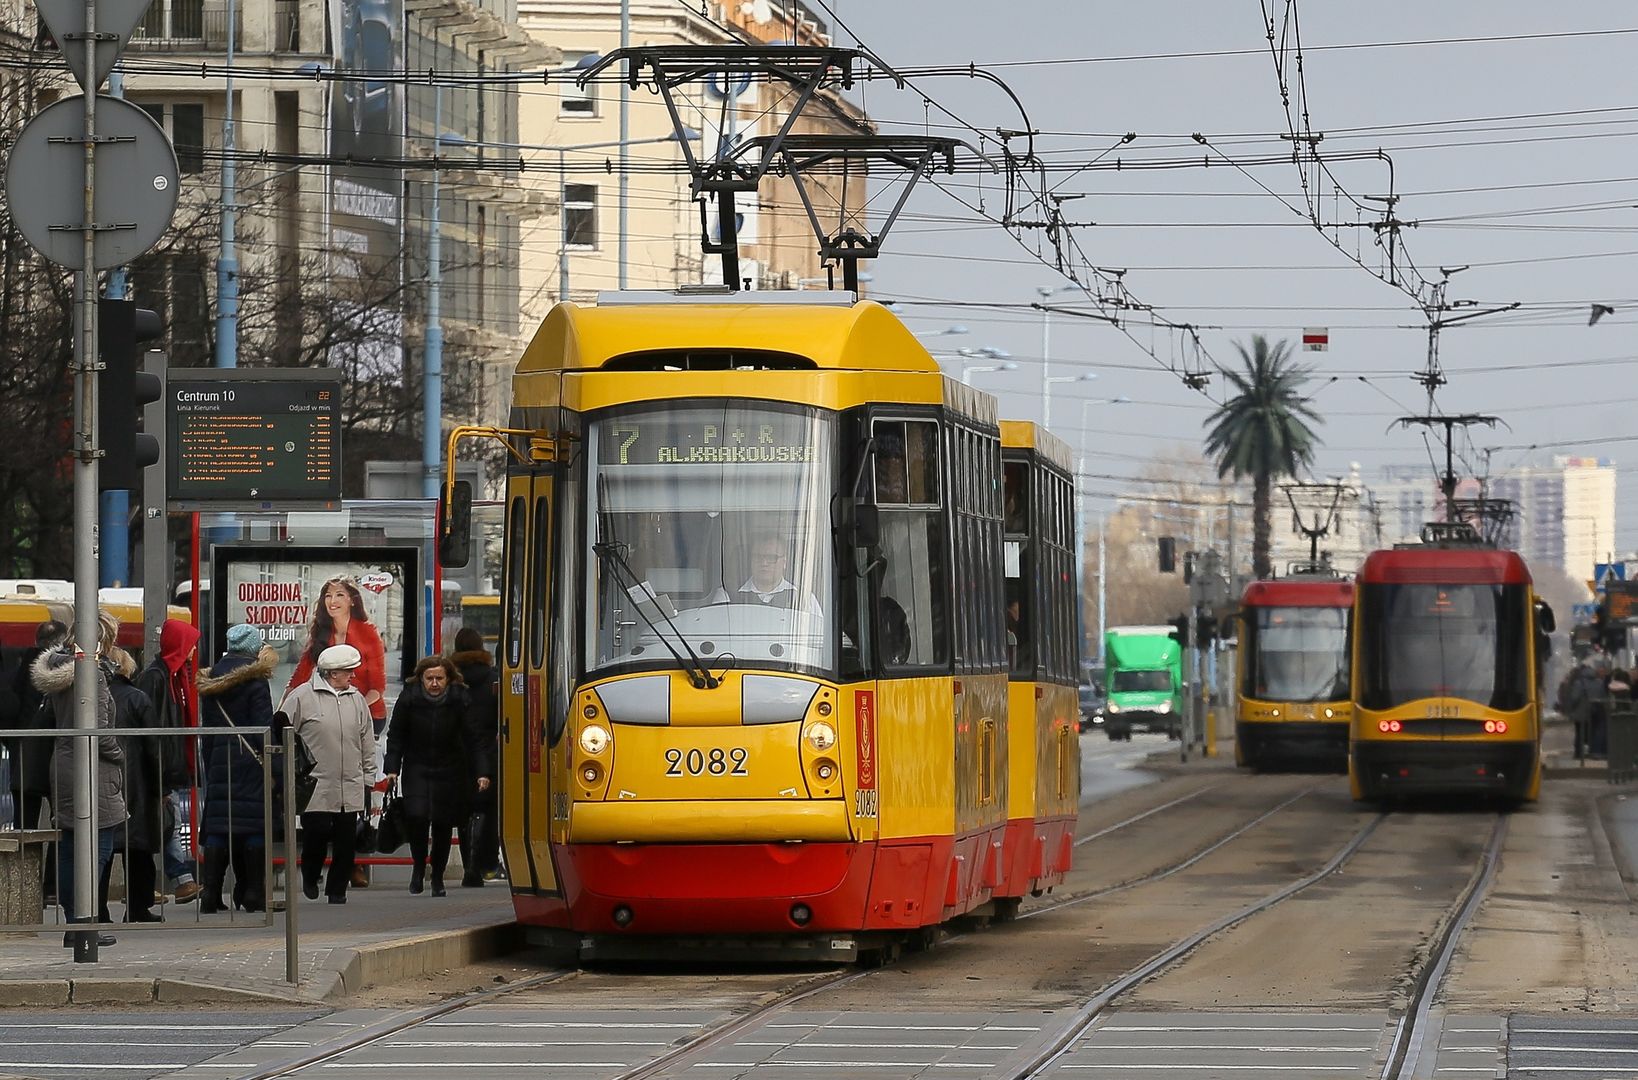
top-left (1323, 708), bottom-right (1335, 719)
top-left (1107, 702), bottom-right (1120, 713)
top-left (1156, 701), bottom-right (1171, 714)
top-left (804, 720), bottom-right (837, 751)
top-left (579, 724), bottom-right (611, 755)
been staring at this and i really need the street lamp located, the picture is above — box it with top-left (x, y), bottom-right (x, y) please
top-left (960, 361), bottom-right (1019, 383)
top-left (1071, 395), bottom-right (1130, 663)
top-left (1036, 283), bottom-right (1082, 429)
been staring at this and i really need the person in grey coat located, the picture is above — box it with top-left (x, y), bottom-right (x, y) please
top-left (31, 610), bottom-right (126, 948)
top-left (279, 643), bottom-right (376, 903)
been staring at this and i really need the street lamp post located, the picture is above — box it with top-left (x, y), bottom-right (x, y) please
top-left (216, 0), bottom-right (238, 368)
top-left (1074, 396), bottom-right (1130, 664)
top-left (1037, 283), bottom-right (1080, 429)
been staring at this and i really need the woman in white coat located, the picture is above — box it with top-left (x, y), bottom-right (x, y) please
top-left (279, 644), bottom-right (375, 903)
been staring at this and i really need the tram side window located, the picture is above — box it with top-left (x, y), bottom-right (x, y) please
top-left (1004, 459), bottom-right (1033, 678)
top-left (503, 495), bottom-right (527, 669)
top-left (528, 498), bottom-right (549, 668)
top-left (872, 418), bottom-right (949, 670)
top-left (548, 465), bottom-right (580, 745)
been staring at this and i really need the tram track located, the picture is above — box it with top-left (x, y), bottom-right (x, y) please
top-left (1380, 813), bottom-right (1509, 1080)
top-left (1013, 811), bottom-right (1388, 1078)
top-left (234, 775), bottom-right (1339, 1079)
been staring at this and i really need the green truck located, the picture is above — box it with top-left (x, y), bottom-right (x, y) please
top-left (1103, 625), bottom-right (1184, 741)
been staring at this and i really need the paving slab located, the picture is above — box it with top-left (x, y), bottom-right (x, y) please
top-left (0, 862), bottom-right (520, 1005)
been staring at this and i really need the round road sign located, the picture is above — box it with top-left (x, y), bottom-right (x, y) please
top-left (4, 95), bottom-right (180, 270)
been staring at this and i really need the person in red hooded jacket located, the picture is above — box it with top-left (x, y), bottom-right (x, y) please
top-left (134, 618), bottom-right (201, 903)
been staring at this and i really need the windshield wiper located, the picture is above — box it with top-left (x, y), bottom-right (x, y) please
top-left (593, 490), bottom-right (718, 690)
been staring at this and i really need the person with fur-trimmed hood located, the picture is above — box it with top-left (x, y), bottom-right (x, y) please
top-left (196, 624), bottom-right (276, 913)
top-left (100, 646), bottom-right (168, 923)
top-left (32, 609), bottom-right (125, 949)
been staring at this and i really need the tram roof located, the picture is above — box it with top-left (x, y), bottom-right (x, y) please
top-left (518, 296), bottom-right (942, 375)
top-left (1358, 546), bottom-right (1532, 586)
top-left (999, 420), bottom-right (1074, 473)
top-left (1241, 578), bottom-right (1353, 608)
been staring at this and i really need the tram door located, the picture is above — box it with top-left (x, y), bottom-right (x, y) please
top-left (499, 471), bottom-right (560, 895)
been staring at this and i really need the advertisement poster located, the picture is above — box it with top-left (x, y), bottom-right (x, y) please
top-left (213, 546), bottom-right (420, 719)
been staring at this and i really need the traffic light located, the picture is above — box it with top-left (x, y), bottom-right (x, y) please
top-left (1196, 614), bottom-right (1218, 648)
top-left (1158, 536), bottom-right (1176, 574)
top-left (1168, 615), bottom-right (1188, 644)
top-left (97, 298), bottom-right (164, 491)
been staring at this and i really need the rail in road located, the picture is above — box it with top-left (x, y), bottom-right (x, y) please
top-left (227, 775), bottom-right (1323, 1079)
top-left (19, 786), bottom-right (1559, 1080)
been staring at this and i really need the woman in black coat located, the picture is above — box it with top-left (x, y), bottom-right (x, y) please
top-left (195, 626), bottom-right (276, 913)
top-left (100, 647), bottom-right (170, 922)
top-left (383, 656), bottom-right (493, 896)
top-left (450, 628), bottom-right (499, 885)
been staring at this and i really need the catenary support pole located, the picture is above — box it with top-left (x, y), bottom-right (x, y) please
top-left (71, 0), bottom-right (102, 963)
top-left (617, 0), bottom-right (629, 289)
top-left (423, 88), bottom-right (443, 499)
top-left (215, 0), bottom-right (238, 368)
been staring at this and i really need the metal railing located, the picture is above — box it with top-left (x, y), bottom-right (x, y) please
top-left (0, 725), bottom-right (299, 983)
top-left (129, 4), bottom-right (241, 49)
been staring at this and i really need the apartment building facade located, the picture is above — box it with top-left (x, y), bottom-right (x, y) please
top-left (512, 0), bottom-right (871, 319)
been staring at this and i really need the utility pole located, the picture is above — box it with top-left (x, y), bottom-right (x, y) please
top-left (618, 0), bottom-right (629, 289)
top-left (215, 0), bottom-right (237, 368)
top-left (423, 88), bottom-right (443, 500)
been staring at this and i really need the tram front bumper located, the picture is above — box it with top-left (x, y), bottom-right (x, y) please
top-left (1352, 740), bottom-right (1537, 794)
top-left (1239, 721), bottom-right (1348, 761)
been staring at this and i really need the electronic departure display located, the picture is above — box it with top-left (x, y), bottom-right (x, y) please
top-left (167, 372), bottom-right (342, 503)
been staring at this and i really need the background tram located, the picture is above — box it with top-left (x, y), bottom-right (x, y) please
top-left (999, 421), bottom-right (1081, 903)
top-left (485, 292), bottom-right (1079, 960)
top-left (1235, 577), bottom-right (1352, 771)
top-left (1350, 530), bottom-right (1548, 803)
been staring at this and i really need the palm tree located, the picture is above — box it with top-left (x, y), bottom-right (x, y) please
top-left (1204, 335), bottom-right (1322, 580)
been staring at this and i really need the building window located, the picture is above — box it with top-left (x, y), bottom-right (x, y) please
top-left (560, 51), bottom-right (597, 117)
top-left (138, 102), bottom-right (205, 174)
top-left (564, 184), bottom-right (598, 249)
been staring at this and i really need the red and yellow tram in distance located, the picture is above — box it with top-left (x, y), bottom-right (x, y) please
top-left (1350, 532), bottom-right (1546, 803)
top-left (485, 291), bottom-right (1080, 961)
top-left (1235, 576), bottom-right (1352, 771)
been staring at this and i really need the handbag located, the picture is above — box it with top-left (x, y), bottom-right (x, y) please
top-left (374, 782), bottom-right (407, 854)
top-left (355, 808), bottom-right (379, 854)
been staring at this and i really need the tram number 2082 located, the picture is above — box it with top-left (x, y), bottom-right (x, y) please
top-left (664, 746), bottom-right (749, 777)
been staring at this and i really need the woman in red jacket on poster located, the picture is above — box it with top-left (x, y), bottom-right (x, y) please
top-left (286, 576), bottom-right (387, 730)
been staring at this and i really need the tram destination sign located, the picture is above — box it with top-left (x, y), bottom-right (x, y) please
top-left (167, 369), bottom-right (342, 504)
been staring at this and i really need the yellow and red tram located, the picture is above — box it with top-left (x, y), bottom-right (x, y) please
top-left (1234, 576), bottom-right (1352, 771)
top-left (485, 292), bottom-right (1080, 960)
top-left (1350, 532), bottom-right (1545, 803)
top-left (999, 421), bottom-right (1081, 903)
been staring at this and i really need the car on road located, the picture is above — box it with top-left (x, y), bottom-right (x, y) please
top-left (1078, 681), bottom-right (1106, 732)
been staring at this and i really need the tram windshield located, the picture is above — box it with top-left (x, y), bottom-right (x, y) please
top-left (584, 404), bottom-right (835, 676)
top-left (1358, 583), bottom-right (1529, 710)
top-left (1242, 606), bottom-right (1349, 703)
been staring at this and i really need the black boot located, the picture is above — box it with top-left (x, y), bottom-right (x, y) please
top-left (198, 846), bottom-right (230, 914)
top-left (459, 829), bottom-right (482, 887)
top-left (235, 841), bottom-right (265, 913)
top-left (409, 862), bottom-right (424, 895)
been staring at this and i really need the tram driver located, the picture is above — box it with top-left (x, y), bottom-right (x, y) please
top-left (708, 533), bottom-right (822, 616)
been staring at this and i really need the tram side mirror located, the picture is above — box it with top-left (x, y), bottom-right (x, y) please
top-left (1536, 600), bottom-right (1556, 634)
top-left (849, 502), bottom-right (880, 549)
top-left (439, 480), bottom-right (473, 568)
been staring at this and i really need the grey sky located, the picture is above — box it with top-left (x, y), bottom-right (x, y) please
top-left (819, 3), bottom-right (1638, 547)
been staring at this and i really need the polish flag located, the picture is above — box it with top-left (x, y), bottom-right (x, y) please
top-left (1302, 328), bottom-right (1329, 351)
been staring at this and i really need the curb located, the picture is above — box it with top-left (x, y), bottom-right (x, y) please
top-left (0, 920), bottom-right (525, 1007)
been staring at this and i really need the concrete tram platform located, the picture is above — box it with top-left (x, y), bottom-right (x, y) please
top-left (0, 862), bottom-right (520, 1007)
